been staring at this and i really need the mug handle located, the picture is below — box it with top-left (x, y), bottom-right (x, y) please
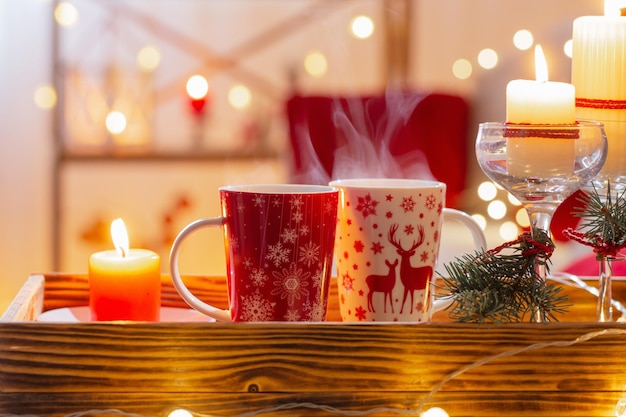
top-left (432, 208), bottom-right (487, 313)
top-left (442, 208), bottom-right (487, 250)
top-left (169, 218), bottom-right (232, 322)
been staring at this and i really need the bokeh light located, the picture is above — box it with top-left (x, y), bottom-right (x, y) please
top-left (186, 75), bottom-right (209, 99)
top-left (228, 84), bottom-right (252, 110)
top-left (420, 407), bottom-right (449, 417)
top-left (452, 58), bottom-right (472, 80)
top-left (499, 221), bottom-right (519, 241)
top-left (507, 193), bottom-right (522, 206)
top-left (487, 200), bottom-right (507, 220)
top-left (471, 214), bottom-right (487, 230)
top-left (105, 111), bottom-right (127, 135)
top-left (167, 410), bottom-right (193, 417)
top-left (477, 181), bottom-right (498, 201)
top-left (137, 46), bottom-right (161, 72)
top-left (477, 48), bottom-right (498, 69)
top-left (55, 2), bottom-right (79, 27)
top-left (513, 29), bottom-right (534, 50)
top-left (515, 207), bottom-right (530, 228)
top-left (563, 39), bottom-right (573, 58)
top-left (33, 85), bottom-right (57, 110)
top-left (350, 15), bottom-right (375, 39)
top-left (304, 51), bottom-right (328, 78)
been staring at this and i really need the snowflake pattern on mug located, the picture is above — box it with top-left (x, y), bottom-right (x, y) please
top-left (221, 189), bottom-right (338, 321)
top-left (335, 186), bottom-right (444, 322)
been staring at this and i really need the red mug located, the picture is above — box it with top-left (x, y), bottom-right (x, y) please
top-left (169, 184), bottom-right (338, 322)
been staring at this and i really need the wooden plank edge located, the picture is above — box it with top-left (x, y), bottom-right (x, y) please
top-left (0, 274), bottom-right (44, 322)
top-left (0, 390), bottom-right (622, 417)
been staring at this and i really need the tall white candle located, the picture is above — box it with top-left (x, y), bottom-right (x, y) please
top-left (506, 45), bottom-right (576, 177)
top-left (572, 12), bottom-right (626, 178)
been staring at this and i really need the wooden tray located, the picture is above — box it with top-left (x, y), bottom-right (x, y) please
top-left (2, 273), bottom-right (626, 417)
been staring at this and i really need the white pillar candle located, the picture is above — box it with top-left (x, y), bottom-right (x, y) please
top-left (572, 13), bottom-right (626, 178)
top-left (506, 46), bottom-right (576, 177)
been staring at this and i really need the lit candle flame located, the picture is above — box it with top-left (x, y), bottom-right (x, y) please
top-left (111, 218), bottom-right (129, 257)
top-left (534, 44), bottom-right (548, 83)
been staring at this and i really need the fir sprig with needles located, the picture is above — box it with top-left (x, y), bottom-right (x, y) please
top-left (564, 183), bottom-right (626, 259)
top-left (437, 229), bottom-right (570, 324)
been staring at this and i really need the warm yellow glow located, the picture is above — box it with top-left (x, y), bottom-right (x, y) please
top-left (471, 214), bottom-right (487, 231)
top-left (563, 39), bottom-right (573, 58)
top-left (452, 58), bottom-right (472, 80)
top-left (515, 208), bottom-right (530, 228)
top-left (304, 51), bottom-right (328, 78)
top-left (534, 44), bottom-right (549, 82)
top-left (137, 46), bottom-right (161, 72)
top-left (477, 48), bottom-right (498, 70)
top-left (228, 84), bottom-right (252, 110)
top-left (420, 407), bottom-right (449, 417)
top-left (33, 85), bottom-right (57, 109)
top-left (186, 75), bottom-right (209, 99)
top-left (499, 221), bottom-right (519, 241)
top-left (111, 218), bottom-right (129, 257)
top-left (167, 410), bottom-right (193, 417)
top-left (487, 200), bottom-right (507, 220)
top-left (54, 2), bottom-right (78, 27)
top-left (350, 15), bottom-right (375, 39)
top-left (477, 181), bottom-right (498, 201)
top-left (513, 29), bottom-right (534, 50)
top-left (105, 111), bottom-right (127, 135)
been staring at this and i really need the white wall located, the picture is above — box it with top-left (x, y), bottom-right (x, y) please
top-left (0, 0), bottom-right (54, 311)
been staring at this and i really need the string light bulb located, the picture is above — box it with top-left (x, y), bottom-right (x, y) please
top-left (168, 409), bottom-right (194, 417)
top-left (421, 406), bottom-right (449, 417)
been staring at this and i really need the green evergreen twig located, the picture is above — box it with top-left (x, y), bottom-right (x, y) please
top-left (564, 183), bottom-right (626, 259)
top-left (437, 230), bottom-right (570, 325)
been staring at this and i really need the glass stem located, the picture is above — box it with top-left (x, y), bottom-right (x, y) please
top-left (527, 209), bottom-right (553, 323)
top-left (597, 255), bottom-right (613, 322)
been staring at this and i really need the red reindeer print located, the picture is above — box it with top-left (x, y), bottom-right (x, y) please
top-left (365, 258), bottom-right (399, 313)
top-left (388, 223), bottom-right (433, 314)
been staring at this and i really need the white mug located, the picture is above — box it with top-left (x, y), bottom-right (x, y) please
top-left (330, 178), bottom-right (486, 322)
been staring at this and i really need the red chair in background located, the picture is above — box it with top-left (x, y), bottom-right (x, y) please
top-left (285, 91), bottom-right (470, 208)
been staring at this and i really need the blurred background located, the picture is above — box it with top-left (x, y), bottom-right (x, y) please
top-left (0, 0), bottom-right (604, 312)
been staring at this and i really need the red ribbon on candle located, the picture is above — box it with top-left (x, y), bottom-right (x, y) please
top-left (576, 97), bottom-right (626, 110)
top-left (503, 123), bottom-right (580, 139)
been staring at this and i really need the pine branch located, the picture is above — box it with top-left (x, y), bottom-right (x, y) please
top-left (565, 182), bottom-right (626, 259)
top-left (436, 231), bottom-right (570, 325)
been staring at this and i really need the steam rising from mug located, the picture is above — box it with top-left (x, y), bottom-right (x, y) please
top-left (288, 91), bottom-right (437, 184)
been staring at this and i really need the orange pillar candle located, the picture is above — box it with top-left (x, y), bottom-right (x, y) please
top-left (89, 218), bottom-right (161, 321)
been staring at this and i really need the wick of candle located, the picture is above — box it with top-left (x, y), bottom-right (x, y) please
top-left (116, 246), bottom-right (127, 258)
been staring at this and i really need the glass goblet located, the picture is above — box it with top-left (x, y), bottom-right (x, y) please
top-left (583, 120), bottom-right (626, 322)
top-left (475, 121), bottom-right (607, 322)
